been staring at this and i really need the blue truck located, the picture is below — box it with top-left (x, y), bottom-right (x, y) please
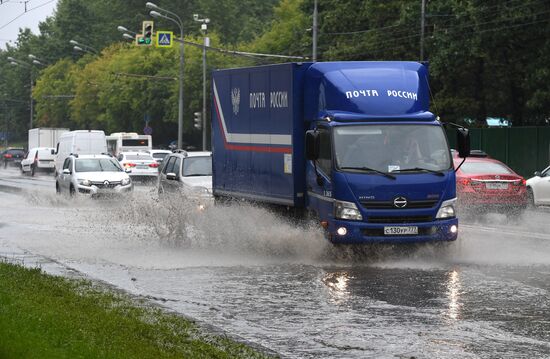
top-left (211, 61), bottom-right (470, 244)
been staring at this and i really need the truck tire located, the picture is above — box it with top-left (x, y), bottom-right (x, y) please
top-left (31, 164), bottom-right (36, 177)
top-left (55, 182), bottom-right (61, 195)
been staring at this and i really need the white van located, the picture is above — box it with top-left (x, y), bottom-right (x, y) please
top-left (54, 130), bottom-right (108, 175)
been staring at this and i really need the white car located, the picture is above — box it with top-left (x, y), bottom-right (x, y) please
top-left (21, 147), bottom-right (56, 176)
top-left (117, 151), bottom-right (159, 181)
top-left (55, 154), bottom-right (133, 197)
top-left (157, 150), bottom-right (213, 208)
top-left (526, 165), bottom-right (550, 206)
top-left (147, 149), bottom-right (172, 165)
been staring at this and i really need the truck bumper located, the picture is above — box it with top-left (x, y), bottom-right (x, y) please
top-left (328, 217), bottom-right (458, 244)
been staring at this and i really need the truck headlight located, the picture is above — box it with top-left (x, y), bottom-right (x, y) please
top-left (121, 177), bottom-right (131, 186)
top-left (78, 179), bottom-right (91, 186)
top-left (436, 198), bottom-right (456, 219)
top-left (334, 200), bottom-right (363, 221)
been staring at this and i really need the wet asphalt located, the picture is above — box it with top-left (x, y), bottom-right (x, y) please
top-left (0, 167), bottom-right (549, 358)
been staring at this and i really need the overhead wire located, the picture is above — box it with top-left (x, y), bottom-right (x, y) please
top-left (0, 0), bottom-right (55, 31)
top-left (324, 4), bottom-right (550, 59)
top-left (321, 0), bottom-right (548, 38)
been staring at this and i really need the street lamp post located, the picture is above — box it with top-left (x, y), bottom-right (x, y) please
top-left (147, 2), bottom-right (185, 150)
top-left (194, 14), bottom-right (210, 151)
top-left (117, 26), bottom-right (137, 41)
top-left (69, 40), bottom-right (99, 55)
top-left (7, 56), bottom-right (34, 130)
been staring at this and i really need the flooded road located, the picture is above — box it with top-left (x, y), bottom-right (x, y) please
top-left (1, 167), bottom-right (549, 358)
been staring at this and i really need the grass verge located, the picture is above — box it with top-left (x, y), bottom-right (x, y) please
top-left (0, 261), bottom-right (273, 359)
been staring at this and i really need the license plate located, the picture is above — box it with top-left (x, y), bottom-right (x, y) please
top-left (486, 182), bottom-right (508, 190)
top-left (384, 226), bottom-right (418, 235)
top-left (137, 165), bottom-right (149, 169)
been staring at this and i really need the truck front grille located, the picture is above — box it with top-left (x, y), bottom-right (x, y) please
top-left (361, 199), bottom-right (438, 209)
top-left (367, 215), bottom-right (433, 224)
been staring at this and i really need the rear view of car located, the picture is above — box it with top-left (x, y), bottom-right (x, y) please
top-left (147, 149), bottom-right (171, 165)
top-left (3, 148), bottom-right (25, 168)
top-left (21, 147), bottom-right (56, 176)
top-left (118, 152), bottom-right (158, 182)
top-left (454, 155), bottom-right (527, 217)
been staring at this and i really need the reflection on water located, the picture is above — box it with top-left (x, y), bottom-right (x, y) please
top-left (445, 269), bottom-right (462, 321)
top-left (322, 271), bottom-right (352, 304)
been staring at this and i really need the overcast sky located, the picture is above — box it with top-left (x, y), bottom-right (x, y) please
top-left (0, 0), bottom-right (59, 50)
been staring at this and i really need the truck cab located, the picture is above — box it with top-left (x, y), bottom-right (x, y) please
top-left (303, 62), bottom-right (467, 243)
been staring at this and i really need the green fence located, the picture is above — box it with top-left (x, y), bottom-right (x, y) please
top-left (446, 127), bottom-right (550, 178)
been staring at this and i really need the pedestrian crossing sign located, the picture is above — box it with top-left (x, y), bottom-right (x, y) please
top-left (156, 31), bottom-right (173, 48)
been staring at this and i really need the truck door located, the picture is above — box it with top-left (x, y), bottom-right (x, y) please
top-left (306, 126), bottom-right (333, 221)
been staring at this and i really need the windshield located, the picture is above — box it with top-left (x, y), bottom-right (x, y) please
top-left (183, 156), bottom-right (212, 176)
top-left (125, 154), bottom-right (153, 161)
top-left (459, 161), bottom-right (512, 175)
top-left (334, 124), bottom-right (451, 173)
top-left (152, 153), bottom-right (169, 160)
top-left (75, 159), bottom-right (122, 172)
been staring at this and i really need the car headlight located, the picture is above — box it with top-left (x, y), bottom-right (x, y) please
top-left (334, 200), bottom-right (363, 221)
top-left (436, 198), bottom-right (456, 219)
top-left (78, 179), bottom-right (91, 186)
top-left (121, 177), bottom-right (131, 186)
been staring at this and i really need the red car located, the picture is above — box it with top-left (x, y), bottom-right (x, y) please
top-left (453, 151), bottom-right (527, 216)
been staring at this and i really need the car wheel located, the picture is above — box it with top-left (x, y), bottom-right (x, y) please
top-left (55, 182), bottom-right (61, 195)
top-left (30, 164), bottom-right (36, 177)
top-left (527, 187), bottom-right (535, 208)
top-left (69, 185), bottom-right (76, 197)
top-left (20, 164), bottom-right (24, 174)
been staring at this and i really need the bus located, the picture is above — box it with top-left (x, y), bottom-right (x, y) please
top-left (106, 132), bottom-right (152, 157)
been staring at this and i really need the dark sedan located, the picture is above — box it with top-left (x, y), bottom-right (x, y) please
top-left (2, 148), bottom-right (26, 168)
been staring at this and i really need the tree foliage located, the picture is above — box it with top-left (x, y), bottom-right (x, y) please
top-left (1, 0), bottom-right (549, 145)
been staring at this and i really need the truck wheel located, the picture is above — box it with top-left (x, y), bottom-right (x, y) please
top-left (55, 182), bottom-right (61, 195)
top-left (31, 164), bottom-right (36, 177)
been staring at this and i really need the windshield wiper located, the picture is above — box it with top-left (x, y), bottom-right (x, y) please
top-left (393, 167), bottom-right (445, 176)
top-left (340, 166), bottom-right (396, 180)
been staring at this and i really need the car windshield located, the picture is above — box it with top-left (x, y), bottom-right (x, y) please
top-left (183, 156), bottom-right (212, 176)
top-left (459, 161), bottom-right (512, 175)
top-left (333, 124), bottom-right (451, 173)
top-left (125, 154), bottom-right (153, 161)
top-left (75, 159), bottom-right (122, 172)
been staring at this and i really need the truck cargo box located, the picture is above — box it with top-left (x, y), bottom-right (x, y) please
top-left (212, 63), bottom-right (311, 207)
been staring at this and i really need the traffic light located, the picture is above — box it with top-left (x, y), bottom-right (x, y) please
top-left (136, 21), bottom-right (154, 46)
top-left (194, 112), bottom-right (202, 130)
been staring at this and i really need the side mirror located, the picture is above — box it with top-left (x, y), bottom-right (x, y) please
top-left (305, 130), bottom-right (320, 161)
top-left (166, 173), bottom-right (177, 180)
top-left (456, 127), bottom-right (470, 158)
top-left (62, 169), bottom-right (70, 175)
top-left (125, 168), bottom-right (132, 173)
top-left (51, 149), bottom-right (55, 155)
top-left (534, 171), bottom-right (541, 177)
